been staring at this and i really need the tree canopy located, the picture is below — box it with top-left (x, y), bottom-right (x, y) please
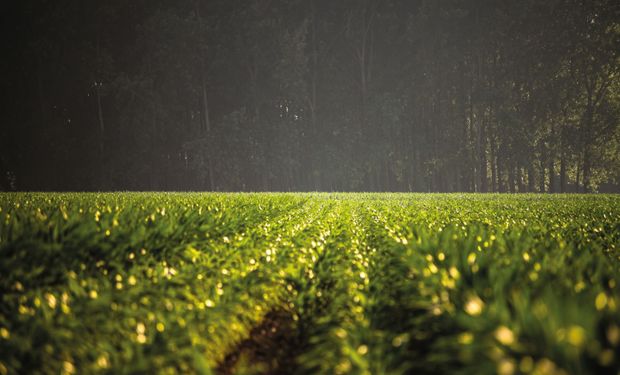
top-left (2, 0), bottom-right (619, 192)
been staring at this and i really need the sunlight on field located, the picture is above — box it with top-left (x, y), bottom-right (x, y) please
top-left (0, 193), bottom-right (619, 374)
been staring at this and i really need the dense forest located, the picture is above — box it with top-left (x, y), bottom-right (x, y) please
top-left (1, 0), bottom-right (619, 192)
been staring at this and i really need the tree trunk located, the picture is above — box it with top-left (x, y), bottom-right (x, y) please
top-left (582, 147), bottom-right (592, 193)
top-left (355, 0), bottom-right (376, 137)
top-left (468, 87), bottom-right (476, 191)
top-left (196, 2), bottom-right (214, 191)
top-left (538, 157), bottom-right (545, 193)
top-left (478, 114), bottom-right (488, 192)
top-left (516, 166), bottom-right (524, 193)
top-left (96, 84), bottom-right (105, 184)
top-left (489, 127), bottom-right (497, 192)
top-left (309, 0), bottom-right (319, 131)
top-left (508, 163), bottom-right (515, 193)
top-left (527, 163), bottom-right (535, 193)
top-left (548, 158), bottom-right (555, 193)
top-left (559, 120), bottom-right (567, 193)
top-left (201, 77), bottom-right (211, 134)
top-left (575, 158), bottom-right (581, 193)
top-left (497, 151), bottom-right (504, 193)
top-left (560, 151), bottom-right (567, 193)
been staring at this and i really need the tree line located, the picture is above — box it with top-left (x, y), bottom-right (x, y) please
top-left (1, 0), bottom-right (619, 192)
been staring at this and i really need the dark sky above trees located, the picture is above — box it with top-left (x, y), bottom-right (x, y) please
top-left (1, 0), bottom-right (619, 192)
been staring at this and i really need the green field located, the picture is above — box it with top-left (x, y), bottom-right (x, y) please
top-left (0, 193), bottom-right (619, 375)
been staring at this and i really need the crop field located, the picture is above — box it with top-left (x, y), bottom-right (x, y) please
top-left (0, 193), bottom-right (619, 375)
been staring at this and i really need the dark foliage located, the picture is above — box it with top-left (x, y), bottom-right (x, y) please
top-left (1, 1), bottom-right (619, 191)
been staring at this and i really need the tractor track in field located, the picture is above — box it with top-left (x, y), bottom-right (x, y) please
top-left (216, 308), bottom-right (301, 375)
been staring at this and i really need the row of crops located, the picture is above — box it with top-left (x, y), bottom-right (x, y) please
top-left (0, 193), bottom-right (619, 374)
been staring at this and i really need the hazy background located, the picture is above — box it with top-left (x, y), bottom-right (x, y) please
top-left (1, 0), bottom-right (619, 192)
